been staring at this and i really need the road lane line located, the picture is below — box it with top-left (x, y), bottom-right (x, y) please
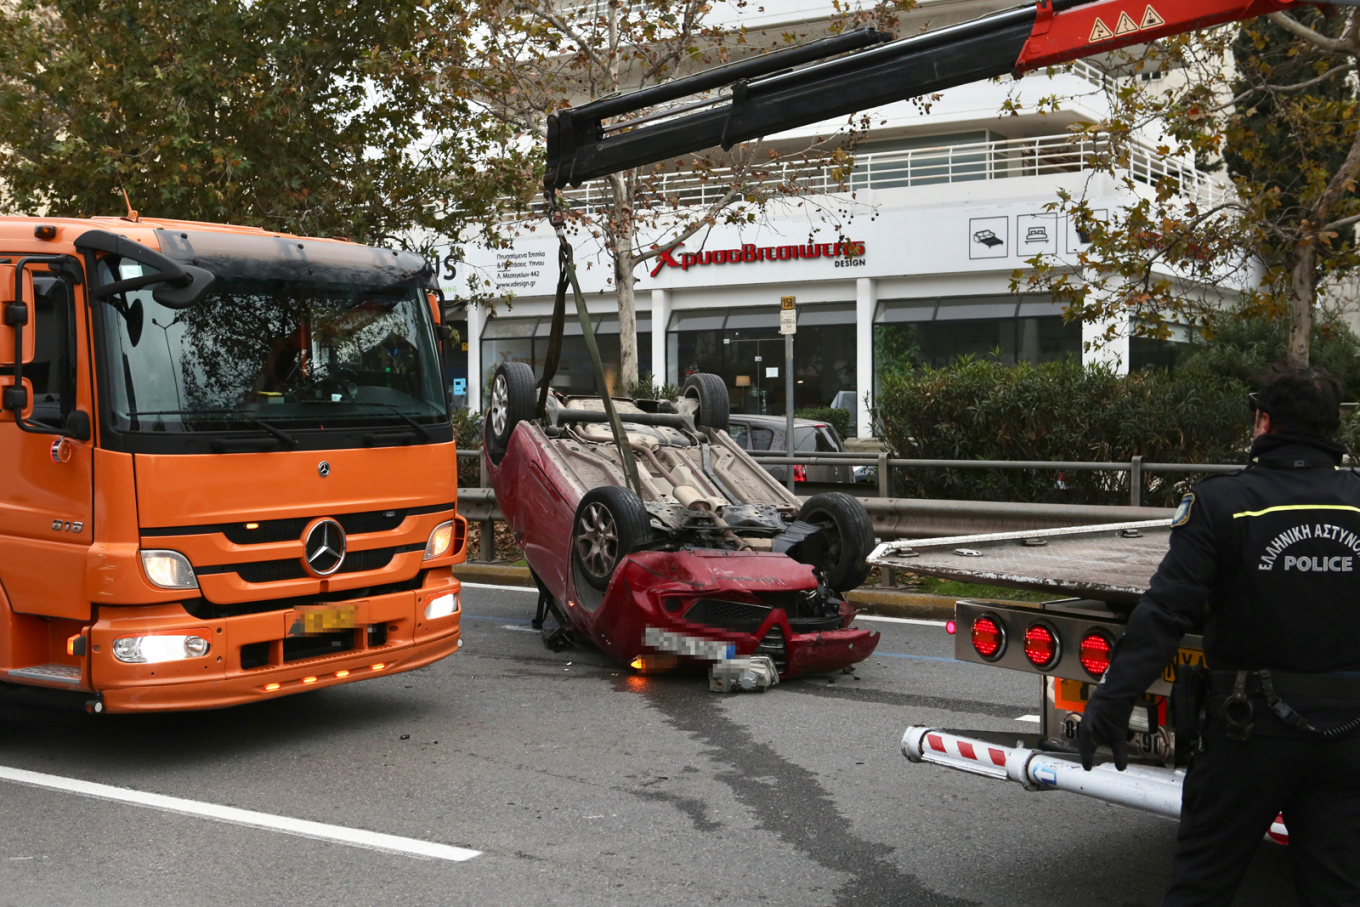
top-left (1016, 715), bottom-right (1042, 723)
top-left (459, 581), bottom-right (536, 593)
top-left (0, 765), bottom-right (481, 862)
top-left (465, 614), bottom-right (532, 624)
top-left (502, 625), bottom-right (539, 632)
top-left (854, 615), bottom-right (947, 627)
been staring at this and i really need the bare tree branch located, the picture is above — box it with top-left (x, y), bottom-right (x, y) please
top-left (1266, 11), bottom-right (1356, 54)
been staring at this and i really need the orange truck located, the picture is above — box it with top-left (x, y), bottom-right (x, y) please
top-left (0, 216), bottom-right (467, 713)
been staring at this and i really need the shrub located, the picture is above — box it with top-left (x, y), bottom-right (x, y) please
top-left (1180, 305), bottom-right (1360, 399)
top-left (452, 408), bottom-right (484, 488)
top-left (626, 372), bottom-right (682, 401)
top-left (795, 406), bottom-right (852, 440)
top-left (871, 357), bottom-right (1251, 506)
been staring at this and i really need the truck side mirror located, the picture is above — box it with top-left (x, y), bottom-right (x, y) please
top-left (0, 266), bottom-right (36, 367)
top-left (64, 410), bottom-right (91, 442)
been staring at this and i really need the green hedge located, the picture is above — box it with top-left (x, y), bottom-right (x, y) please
top-left (452, 408), bottom-right (483, 488)
top-left (794, 406), bottom-right (852, 440)
top-left (871, 358), bottom-right (1252, 507)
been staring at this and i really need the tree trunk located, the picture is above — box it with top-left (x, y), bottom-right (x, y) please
top-left (1286, 242), bottom-right (1316, 368)
top-left (608, 171), bottom-right (640, 392)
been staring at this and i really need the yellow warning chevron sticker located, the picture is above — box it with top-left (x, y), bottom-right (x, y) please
top-left (1140, 4), bottom-right (1166, 28)
top-left (1089, 17), bottom-right (1114, 41)
top-left (1116, 10), bottom-right (1139, 35)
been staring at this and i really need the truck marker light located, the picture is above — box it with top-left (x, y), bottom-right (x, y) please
top-left (245, 522), bottom-right (260, 530)
top-left (1080, 631), bottom-right (1114, 678)
top-left (302, 676), bottom-right (318, 684)
top-left (424, 521), bottom-right (456, 559)
top-left (335, 670), bottom-right (350, 678)
top-left (139, 550), bottom-right (199, 590)
top-left (66, 634), bottom-right (87, 657)
top-left (945, 620), bottom-right (956, 635)
top-left (371, 663), bottom-right (386, 671)
top-left (264, 683), bottom-right (281, 691)
top-left (1023, 622), bottom-right (1060, 670)
top-left (971, 615), bottom-right (1005, 660)
top-left (423, 592), bottom-right (459, 620)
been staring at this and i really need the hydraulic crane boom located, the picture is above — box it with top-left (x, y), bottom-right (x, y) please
top-left (545, 0), bottom-right (1316, 191)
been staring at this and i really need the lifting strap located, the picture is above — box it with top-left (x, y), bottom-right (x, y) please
top-left (543, 194), bottom-right (644, 497)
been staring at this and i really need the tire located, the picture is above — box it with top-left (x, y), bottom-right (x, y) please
top-left (485, 361), bottom-right (536, 465)
top-left (792, 492), bottom-right (874, 592)
top-left (682, 373), bottom-right (729, 433)
top-left (571, 485), bottom-right (653, 591)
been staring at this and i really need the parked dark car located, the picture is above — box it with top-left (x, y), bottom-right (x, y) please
top-left (483, 363), bottom-right (879, 679)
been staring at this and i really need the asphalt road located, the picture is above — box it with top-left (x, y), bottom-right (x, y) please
top-left (0, 584), bottom-right (1297, 907)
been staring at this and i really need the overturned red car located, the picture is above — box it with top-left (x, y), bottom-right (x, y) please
top-left (484, 363), bottom-right (879, 678)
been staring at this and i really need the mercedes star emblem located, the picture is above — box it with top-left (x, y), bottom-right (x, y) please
top-left (302, 518), bottom-right (346, 577)
top-left (318, 461), bottom-right (331, 477)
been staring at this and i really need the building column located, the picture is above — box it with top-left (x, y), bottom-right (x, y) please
top-left (855, 277), bottom-right (876, 439)
top-left (467, 302), bottom-right (483, 412)
top-left (651, 289), bottom-right (671, 387)
top-left (1081, 310), bottom-right (1130, 375)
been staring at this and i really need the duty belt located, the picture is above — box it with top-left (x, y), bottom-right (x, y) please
top-left (1210, 669), bottom-right (1360, 741)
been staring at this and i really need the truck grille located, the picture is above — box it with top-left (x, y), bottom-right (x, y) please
top-left (205, 543), bottom-right (424, 584)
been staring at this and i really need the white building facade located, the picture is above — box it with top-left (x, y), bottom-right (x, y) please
top-left (445, 3), bottom-right (1234, 436)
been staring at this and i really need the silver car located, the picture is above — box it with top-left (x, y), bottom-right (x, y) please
top-left (727, 415), bottom-right (853, 484)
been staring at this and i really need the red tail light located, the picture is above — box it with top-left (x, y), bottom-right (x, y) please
top-left (1023, 622), bottom-right (1060, 669)
top-left (971, 615), bottom-right (1005, 660)
top-left (1080, 630), bottom-right (1113, 678)
top-left (793, 465), bottom-right (808, 483)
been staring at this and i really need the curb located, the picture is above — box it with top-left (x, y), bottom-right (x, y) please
top-left (454, 562), bottom-right (1028, 620)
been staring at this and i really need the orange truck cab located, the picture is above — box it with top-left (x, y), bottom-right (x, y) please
top-left (0, 216), bottom-right (466, 712)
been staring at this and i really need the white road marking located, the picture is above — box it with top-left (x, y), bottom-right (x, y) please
top-left (502, 625), bottom-right (539, 632)
top-left (854, 614), bottom-right (948, 627)
top-left (459, 581), bottom-right (536, 593)
top-left (0, 765), bottom-right (480, 863)
top-left (1015, 715), bottom-right (1042, 723)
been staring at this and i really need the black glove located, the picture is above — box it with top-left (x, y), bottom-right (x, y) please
top-left (1076, 696), bottom-right (1131, 771)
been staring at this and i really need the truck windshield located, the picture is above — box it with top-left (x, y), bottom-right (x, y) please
top-left (97, 260), bottom-right (447, 435)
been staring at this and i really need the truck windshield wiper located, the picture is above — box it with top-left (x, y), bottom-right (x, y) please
top-left (137, 409), bottom-right (298, 447)
top-left (335, 402), bottom-right (434, 441)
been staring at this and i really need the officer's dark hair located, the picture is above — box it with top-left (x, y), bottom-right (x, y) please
top-left (1254, 365), bottom-right (1342, 438)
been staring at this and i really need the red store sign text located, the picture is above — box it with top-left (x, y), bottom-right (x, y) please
top-left (649, 240), bottom-right (867, 278)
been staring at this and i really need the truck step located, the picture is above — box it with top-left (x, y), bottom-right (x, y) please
top-left (7, 664), bottom-right (82, 684)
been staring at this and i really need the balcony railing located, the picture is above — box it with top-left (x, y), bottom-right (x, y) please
top-left (534, 133), bottom-right (1231, 217)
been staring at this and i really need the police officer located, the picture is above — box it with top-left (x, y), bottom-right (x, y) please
top-left (1078, 366), bottom-right (1360, 906)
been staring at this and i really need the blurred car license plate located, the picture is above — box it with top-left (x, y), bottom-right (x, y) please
top-left (301, 606), bottom-right (357, 634)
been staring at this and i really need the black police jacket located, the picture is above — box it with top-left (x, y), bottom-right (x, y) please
top-left (1089, 432), bottom-right (1360, 735)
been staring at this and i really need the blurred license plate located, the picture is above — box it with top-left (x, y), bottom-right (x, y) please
top-left (301, 606), bottom-right (357, 634)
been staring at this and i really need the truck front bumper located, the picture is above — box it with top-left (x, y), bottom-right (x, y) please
top-left (89, 571), bottom-right (462, 713)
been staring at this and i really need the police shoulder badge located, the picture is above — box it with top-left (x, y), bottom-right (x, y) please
top-left (1172, 493), bottom-right (1195, 527)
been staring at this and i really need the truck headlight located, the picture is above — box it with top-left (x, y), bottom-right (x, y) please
top-left (140, 550), bottom-right (199, 590)
top-left (424, 592), bottom-right (459, 620)
top-left (112, 633), bottom-right (211, 664)
top-left (424, 520), bottom-right (455, 559)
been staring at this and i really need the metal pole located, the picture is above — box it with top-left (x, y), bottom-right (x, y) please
top-left (479, 449), bottom-right (495, 563)
top-left (785, 332), bottom-right (795, 493)
top-left (1129, 455), bottom-right (1143, 508)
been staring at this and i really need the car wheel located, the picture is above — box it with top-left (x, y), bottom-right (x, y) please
top-left (571, 485), bottom-right (653, 591)
top-left (793, 492), bottom-right (874, 592)
top-left (682, 373), bottom-right (729, 433)
top-left (486, 361), bottom-right (536, 465)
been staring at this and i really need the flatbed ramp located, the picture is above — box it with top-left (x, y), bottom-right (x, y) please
top-left (867, 519), bottom-right (1174, 607)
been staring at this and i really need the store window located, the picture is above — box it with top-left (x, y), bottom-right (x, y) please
top-left (480, 313), bottom-right (650, 396)
top-left (668, 304), bottom-right (856, 416)
top-left (873, 295), bottom-right (1081, 392)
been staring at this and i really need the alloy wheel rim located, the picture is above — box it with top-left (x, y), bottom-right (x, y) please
top-left (575, 502), bottom-right (619, 578)
top-left (491, 375), bottom-right (509, 436)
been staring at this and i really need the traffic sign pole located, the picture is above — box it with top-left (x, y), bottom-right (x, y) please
top-left (781, 297), bottom-right (796, 493)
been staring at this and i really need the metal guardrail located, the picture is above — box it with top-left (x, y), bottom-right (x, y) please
top-left (454, 448), bottom-right (1197, 571)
